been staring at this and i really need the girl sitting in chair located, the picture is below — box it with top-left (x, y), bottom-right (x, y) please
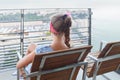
top-left (16, 13), bottom-right (72, 76)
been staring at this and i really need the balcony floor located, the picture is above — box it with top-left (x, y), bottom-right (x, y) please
top-left (0, 69), bottom-right (17, 80)
top-left (77, 69), bottom-right (120, 80)
top-left (0, 68), bottom-right (120, 80)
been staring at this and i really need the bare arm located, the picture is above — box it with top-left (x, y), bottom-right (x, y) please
top-left (16, 51), bottom-right (35, 69)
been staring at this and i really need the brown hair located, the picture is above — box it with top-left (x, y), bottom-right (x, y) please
top-left (51, 13), bottom-right (72, 48)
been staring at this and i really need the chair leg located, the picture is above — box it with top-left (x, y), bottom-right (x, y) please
top-left (37, 75), bottom-right (41, 80)
top-left (82, 62), bottom-right (88, 80)
top-left (92, 61), bottom-right (99, 80)
top-left (17, 69), bottom-right (19, 80)
top-left (17, 55), bottom-right (20, 80)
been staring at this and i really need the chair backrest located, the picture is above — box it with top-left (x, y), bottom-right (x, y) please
top-left (89, 41), bottom-right (120, 77)
top-left (30, 45), bottom-right (92, 80)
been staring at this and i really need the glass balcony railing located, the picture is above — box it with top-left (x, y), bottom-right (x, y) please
top-left (0, 8), bottom-right (92, 71)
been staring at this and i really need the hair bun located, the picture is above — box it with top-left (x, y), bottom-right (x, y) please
top-left (62, 14), bottom-right (67, 20)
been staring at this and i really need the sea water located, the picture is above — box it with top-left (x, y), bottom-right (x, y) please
top-left (92, 19), bottom-right (120, 51)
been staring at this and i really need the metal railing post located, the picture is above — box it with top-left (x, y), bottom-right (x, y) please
top-left (88, 8), bottom-right (92, 45)
top-left (20, 9), bottom-right (24, 57)
top-left (17, 9), bottom-right (24, 80)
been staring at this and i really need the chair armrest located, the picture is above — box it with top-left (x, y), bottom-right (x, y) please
top-left (19, 68), bottom-right (27, 79)
top-left (16, 52), bottom-right (28, 80)
top-left (84, 54), bottom-right (98, 64)
top-left (88, 54), bottom-right (98, 61)
top-left (99, 40), bottom-right (108, 51)
top-left (16, 51), bottom-right (22, 60)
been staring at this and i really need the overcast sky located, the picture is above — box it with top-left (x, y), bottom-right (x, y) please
top-left (0, 0), bottom-right (120, 9)
top-left (0, 0), bottom-right (120, 20)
